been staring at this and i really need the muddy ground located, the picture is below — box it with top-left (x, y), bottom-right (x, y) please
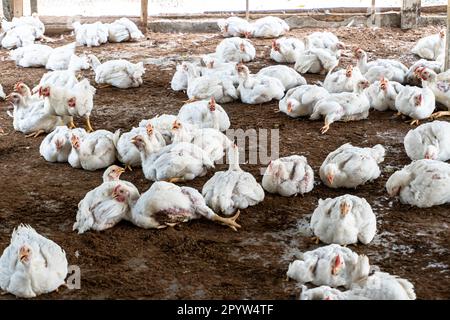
top-left (0, 25), bottom-right (449, 300)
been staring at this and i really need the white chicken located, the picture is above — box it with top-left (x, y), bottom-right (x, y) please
top-left (404, 120), bottom-right (450, 161)
top-left (251, 16), bottom-right (289, 38)
top-left (286, 244), bottom-right (370, 289)
top-left (320, 143), bottom-right (385, 189)
top-left (10, 43), bottom-right (53, 68)
top-left (365, 77), bottom-right (404, 111)
top-left (114, 123), bottom-right (165, 170)
top-left (45, 42), bottom-right (89, 71)
top-left (386, 159), bottom-right (450, 207)
top-left (279, 85), bottom-right (329, 118)
top-left (202, 144), bottom-right (265, 216)
top-left (88, 54), bottom-right (145, 89)
top-left (310, 79), bottom-right (370, 134)
top-left (177, 97), bottom-right (230, 131)
top-left (217, 16), bottom-right (253, 38)
top-left (394, 83), bottom-right (435, 125)
top-left (73, 167), bottom-right (140, 234)
top-left (215, 37), bottom-right (256, 63)
top-left (1, 14), bottom-right (45, 39)
top-left (236, 63), bottom-right (284, 104)
top-left (411, 30), bottom-right (445, 60)
top-left (1, 24), bottom-right (35, 49)
top-left (185, 63), bottom-right (239, 104)
top-left (107, 17), bottom-right (144, 42)
top-left (416, 67), bottom-right (450, 119)
top-left (129, 181), bottom-right (241, 231)
top-left (323, 65), bottom-right (365, 93)
top-left (307, 32), bottom-right (342, 51)
top-left (69, 129), bottom-right (117, 171)
top-left (299, 285), bottom-right (354, 300)
top-left (0, 225), bottom-right (68, 298)
top-left (39, 78), bottom-right (96, 132)
top-left (262, 155), bottom-right (314, 197)
top-left (0, 84), bottom-right (5, 100)
top-left (256, 65), bottom-right (306, 91)
top-left (171, 62), bottom-right (201, 92)
top-left (72, 21), bottom-right (108, 47)
top-left (354, 48), bottom-right (408, 83)
top-left (310, 195), bottom-right (377, 245)
top-left (405, 59), bottom-right (442, 87)
top-left (131, 135), bottom-right (214, 182)
top-left (6, 92), bottom-right (64, 137)
top-left (40, 126), bottom-right (87, 163)
top-left (138, 114), bottom-right (179, 144)
top-left (294, 47), bottom-right (339, 75)
top-left (270, 37), bottom-right (305, 63)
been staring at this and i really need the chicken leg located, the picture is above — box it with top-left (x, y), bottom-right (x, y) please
top-left (320, 122), bottom-right (331, 134)
top-left (409, 119), bottom-right (420, 126)
top-left (25, 129), bottom-right (45, 138)
top-left (97, 84), bottom-right (112, 89)
top-left (311, 236), bottom-right (320, 244)
top-left (168, 177), bottom-right (184, 183)
top-left (183, 97), bottom-right (199, 104)
top-left (125, 164), bottom-right (133, 171)
top-left (85, 116), bottom-right (94, 133)
top-left (211, 210), bottom-right (241, 231)
top-left (430, 111), bottom-right (450, 119)
top-left (68, 119), bottom-right (76, 129)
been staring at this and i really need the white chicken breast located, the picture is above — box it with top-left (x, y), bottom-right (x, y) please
top-left (270, 37), bottom-right (305, 63)
top-left (129, 181), bottom-right (241, 231)
top-left (286, 244), bottom-right (370, 289)
top-left (74, 167), bottom-right (140, 234)
top-left (131, 135), bottom-right (214, 182)
top-left (10, 43), bottom-right (53, 68)
top-left (365, 77), bottom-right (404, 111)
top-left (279, 85), bottom-right (329, 118)
top-left (386, 159), bottom-right (450, 208)
top-left (310, 195), bottom-right (377, 245)
top-left (69, 129), bottom-right (117, 171)
top-left (311, 79), bottom-right (371, 134)
top-left (0, 225), bottom-right (68, 298)
top-left (257, 65), bottom-right (306, 91)
top-left (40, 126), bottom-right (87, 163)
top-left (215, 37), bottom-right (256, 63)
top-left (107, 17), bottom-right (144, 42)
top-left (114, 124), bottom-right (165, 169)
top-left (251, 16), bottom-right (289, 38)
top-left (89, 54), bottom-right (145, 89)
top-left (236, 63), bottom-right (284, 104)
top-left (202, 144), bottom-right (265, 216)
top-left (404, 120), bottom-right (450, 161)
top-left (320, 143), bottom-right (385, 188)
top-left (177, 97), bottom-right (230, 131)
top-left (262, 155), bottom-right (314, 197)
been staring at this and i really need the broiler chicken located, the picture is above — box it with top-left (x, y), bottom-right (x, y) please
top-left (262, 155), bottom-right (314, 197)
top-left (319, 143), bottom-right (385, 189)
top-left (386, 159), bottom-right (450, 208)
top-left (215, 37), bottom-right (256, 63)
top-left (310, 79), bottom-right (371, 134)
top-left (171, 62), bottom-right (201, 92)
top-left (138, 114), bottom-right (181, 144)
top-left (411, 29), bottom-right (445, 60)
top-left (251, 16), bottom-right (289, 38)
top-left (395, 82), bottom-right (435, 125)
top-left (236, 63), bottom-right (284, 104)
top-left (177, 97), bottom-right (230, 131)
top-left (73, 166), bottom-right (140, 233)
top-left (405, 59), bottom-right (442, 87)
top-left (404, 120), bottom-right (450, 161)
top-left (45, 42), bottom-right (89, 71)
top-left (10, 44), bottom-right (53, 68)
top-left (129, 181), bottom-right (241, 231)
top-left (39, 126), bottom-right (87, 163)
top-left (0, 225), bottom-right (68, 298)
top-left (256, 65), bottom-right (306, 91)
top-left (72, 21), bottom-right (108, 47)
top-left (107, 18), bottom-right (144, 42)
top-left (278, 85), bottom-right (329, 118)
top-left (365, 77), bottom-right (404, 111)
top-left (310, 194), bottom-right (377, 245)
top-left (217, 16), bottom-right (253, 38)
top-left (202, 144), bottom-right (265, 216)
top-left (88, 54), bottom-right (145, 89)
top-left (69, 129), bottom-right (117, 171)
top-left (415, 67), bottom-right (450, 119)
top-left (270, 37), bottom-right (305, 63)
top-left (294, 47), bottom-right (339, 75)
top-left (323, 65), bottom-right (365, 93)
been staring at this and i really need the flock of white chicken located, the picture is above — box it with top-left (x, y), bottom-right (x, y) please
top-left (0, 14), bottom-right (449, 300)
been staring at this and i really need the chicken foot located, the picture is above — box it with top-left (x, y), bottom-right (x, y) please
top-left (430, 111), bottom-right (450, 119)
top-left (85, 116), bottom-right (94, 133)
top-left (25, 129), bottom-right (45, 138)
top-left (211, 210), bottom-right (241, 231)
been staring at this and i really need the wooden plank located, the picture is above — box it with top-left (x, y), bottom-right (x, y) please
top-left (12, 0), bottom-right (23, 17)
top-left (30, 0), bottom-right (38, 14)
top-left (401, 0), bottom-right (420, 29)
top-left (445, 0), bottom-right (450, 70)
top-left (246, 0), bottom-right (249, 20)
top-left (371, 0), bottom-right (376, 25)
top-left (141, 0), bottom-right (148, 33)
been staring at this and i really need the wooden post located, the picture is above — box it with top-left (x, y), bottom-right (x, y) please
top-left (246, 0), bottom-right (249, 20)
top-left (2, 0), bottom-right (13, 20)
top-left (371, 0), bottom-right (376, 25)
top-left (141, 0), bottom-right (148, 33)
top-left (445, 0), bottom-right (450, 70)
top-left (30, 0), bottom-right (37, 14)
top-left (12, 0), bottom-right (23, 17)
top-left (401, 0), bottom-right (420, 29)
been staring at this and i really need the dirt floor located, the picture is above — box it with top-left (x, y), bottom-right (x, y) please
top-left (0, 25), bottom-right (449, 300)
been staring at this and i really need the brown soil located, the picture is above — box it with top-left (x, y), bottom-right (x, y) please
top-left (0, 25), bottom-right (449, 300)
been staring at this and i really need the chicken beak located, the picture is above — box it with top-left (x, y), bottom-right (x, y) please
top-left (118, 167), bottom-right (125, 174)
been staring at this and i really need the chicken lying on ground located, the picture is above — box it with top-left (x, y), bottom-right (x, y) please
top-left (129, 181), bottom-right (241, 231)
top-left (217, 16), bottom-right (253, 38)
top-left (0, 225), bottom-right (68, 298)
top-left (73, 166), bottom-right (140, 233)
top-left (365, 77), bottom-right (404, 111)
top-left (278, 85), bottom-right (329, 118)
top-left (72, 21), bottom-right (108, 47)
top-left (270, 37), bottom-right (305, 63)
top-left (177, 97), bottom-right (231, 131)
top-left (411, 29), bottom-right (445, 60)
top-left (40, 126), bottom-right (87, 162)
top-left (107, 17), bottom-right (144, 43)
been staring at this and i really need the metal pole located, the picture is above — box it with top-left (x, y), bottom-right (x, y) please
top-left (246, 0), bottom-right (249, 20)
top-left (445, 0), bottom-right (450, 70)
